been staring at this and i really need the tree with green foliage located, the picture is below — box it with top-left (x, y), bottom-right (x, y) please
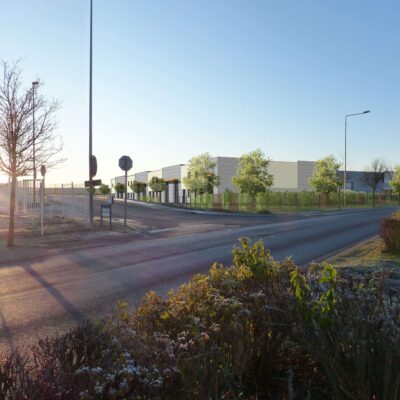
top-left (183, 153), bottom-right (219, 197)
top-left (390, 165), bottom-right (400, 204)
top-left (309, 155), bottom-right (342, 194)
top-left (114, 182), bottom-right (125, 198)
top-left (232, 149), bottom-right (273, 198)
top-left (130, 180), bottom-right (146, 199)
top-left (148, 176), bottom-right (166, 202)
top-left (98, 184), bottom-right (110, 195)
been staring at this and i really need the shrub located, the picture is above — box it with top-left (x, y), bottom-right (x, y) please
top-left (380, 212), bottom-right (400, 252)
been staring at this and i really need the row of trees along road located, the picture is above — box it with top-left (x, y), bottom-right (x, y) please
top-left (114, 151), bottom-right (400, 208)
top-left (181, 149), bottom-right (274, 202)
top-left (308, 155), bottom-right (400, 207)
top-left (182, 151), bottom-right (399, 208)
top-left (0, 61), bottom-right (62, 246)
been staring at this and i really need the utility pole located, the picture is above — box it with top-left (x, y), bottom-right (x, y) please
top-left (88, 0), bottom-right (94, 227)
top-left (32, 81), bottom-right (39, 206)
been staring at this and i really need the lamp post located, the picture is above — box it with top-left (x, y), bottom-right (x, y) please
top-left (88, 0), bottom-right (94, 227)
top-left (32, 80), bottom-right (39, 206)
top-left (344, 110), bottom-right (370, 206)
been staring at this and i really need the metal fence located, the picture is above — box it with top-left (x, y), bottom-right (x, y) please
top-left (45, 183), bottom-right (90, 222)
top-left (168, 191), bottom-right (400, 212)
top-left (2, 181), bottom-right (91, 221)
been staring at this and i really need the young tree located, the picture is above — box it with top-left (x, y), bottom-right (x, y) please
top-left (0, 61), bottom-right (62, 246)
top-left (129, 180), bottom-right (146, 198)
top-left (98, 184), bottom-right (110, 195)
top-left (361, 159), bottom-right (387, 207)
top-left (183, 153), bottom-right (219, 199)
top-left (114, 182), bottom-right (125, 197)
top-left (390, 165), bottom-right (400, 204)
top-left (148, 176), bottom-right (166, 202)
top-left (232, 149), bottom-right (273, 198)
top-left (309, 155), bottom-right (342, 194)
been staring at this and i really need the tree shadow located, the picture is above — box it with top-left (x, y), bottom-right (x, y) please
top-left (21, 262), bottom-right (86, 323)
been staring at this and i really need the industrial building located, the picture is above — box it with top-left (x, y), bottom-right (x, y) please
top-left (111, 158), bottom-right (316, 204)
top-left (111, 156), bottom-right (395, 204)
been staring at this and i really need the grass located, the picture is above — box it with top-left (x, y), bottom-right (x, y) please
top-left (328, 236), bottom-right (400, 280)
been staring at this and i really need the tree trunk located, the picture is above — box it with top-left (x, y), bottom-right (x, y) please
top-left (7, 173), bottom-right (17, 247)
top-left (372, 189), bottom-right (376, 207)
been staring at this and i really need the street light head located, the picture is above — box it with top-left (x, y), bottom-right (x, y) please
top-left (32, 81), bottom-right (39, 86)
top-left (363, 110), bottom-right (370, 114)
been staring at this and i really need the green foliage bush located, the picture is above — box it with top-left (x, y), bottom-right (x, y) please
top-left (1, 240), bottom-right (400, 399)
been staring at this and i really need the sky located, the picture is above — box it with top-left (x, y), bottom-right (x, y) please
top-left (0, 0), bottom-right (399, 185)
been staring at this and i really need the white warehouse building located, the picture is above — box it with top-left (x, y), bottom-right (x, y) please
top-left (111, 157), bottom-right (315, 203)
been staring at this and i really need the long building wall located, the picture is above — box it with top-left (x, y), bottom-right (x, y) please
top-left (113, 157), bottom-right (399, 201)
top-left (112, 158), bottom-right (316, 201)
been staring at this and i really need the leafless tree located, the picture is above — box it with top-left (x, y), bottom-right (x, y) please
top-left (0, 61), bottom-right (63, 246)
top-left (361, 158), bottom-right (387, 207)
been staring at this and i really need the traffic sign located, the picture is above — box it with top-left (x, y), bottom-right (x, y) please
top-left (119, 155), bottom-right (132, 172)
top-left (40, 165), bottom-right (46, 177)
top-left (91, 155), bottom-right (97, 177)
top-left (84, 179), bottom-right (102, 188)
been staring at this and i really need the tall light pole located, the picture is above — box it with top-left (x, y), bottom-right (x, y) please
top-left (344, 110), bottom-right (370, 206)
top-left (88, 0), bottom-right (94, 227)
top-left (32, 80), bottom-right (39, 206)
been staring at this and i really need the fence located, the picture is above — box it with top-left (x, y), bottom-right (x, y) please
top-left (175, 190), bottom-right (400, 212)
top-left (4, 181), bottom-right (91, 221)
top-left (45, 183), bottom-right (90, 222)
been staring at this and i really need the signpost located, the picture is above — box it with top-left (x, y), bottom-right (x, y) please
top-left (119, 155), bottom-right (133, 226)
top-left (100, 204), bottom-right (112, 228)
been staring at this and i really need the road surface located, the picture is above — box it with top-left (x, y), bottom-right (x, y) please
top-left (0, 205), bottom-right (397, 352)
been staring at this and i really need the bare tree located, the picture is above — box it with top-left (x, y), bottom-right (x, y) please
top-left (0, 61), bottom-right (63, 246)
top-left (361, 159), bottom-right (387, 207)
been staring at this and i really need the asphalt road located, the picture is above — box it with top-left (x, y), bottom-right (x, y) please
top-left (0, 204), bottom-right (397, 352)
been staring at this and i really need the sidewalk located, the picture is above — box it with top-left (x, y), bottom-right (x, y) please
top-left (0, 229), bottom-right (132, 267)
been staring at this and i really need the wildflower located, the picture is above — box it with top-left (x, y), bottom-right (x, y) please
top-left (178, 343), bottom-right (188, 351)
top-left (91, 367), bottom-right (102, 375)
top-left (94, 385), bottom-right (104, 395)
top-left (201, 332), bottom-right (210, 341)
top-left (105, 373), bottom-right (115, 383)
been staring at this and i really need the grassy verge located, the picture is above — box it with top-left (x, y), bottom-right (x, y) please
top-left (329, 236), bottom-right (400, 270)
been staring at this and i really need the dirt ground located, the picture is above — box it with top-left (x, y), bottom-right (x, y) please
top-left (0, 214), bottom-right (129, 249)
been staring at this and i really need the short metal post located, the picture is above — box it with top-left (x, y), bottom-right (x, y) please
top-left (61, 183), bottom-right (64, 217)
top-left (40, 178), bottom-right (45, 236)
top-left (71, 182), bottom-right (75, 217)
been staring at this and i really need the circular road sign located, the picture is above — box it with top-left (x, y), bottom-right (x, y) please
top-left (40, 165), bottom-right (46, 177)
top-left (119, 155), bottom-right (133, 172)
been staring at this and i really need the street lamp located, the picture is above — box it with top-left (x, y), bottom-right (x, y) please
top-left (344, 110), bottom-right (370, 206)
top-left (32, 80), bottom-right (39, 206)
top-left (88, 0), bottom-right (94, 227)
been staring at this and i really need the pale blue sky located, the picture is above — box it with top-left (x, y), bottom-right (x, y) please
top-left (1, 0), bottom-right (399, 184)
